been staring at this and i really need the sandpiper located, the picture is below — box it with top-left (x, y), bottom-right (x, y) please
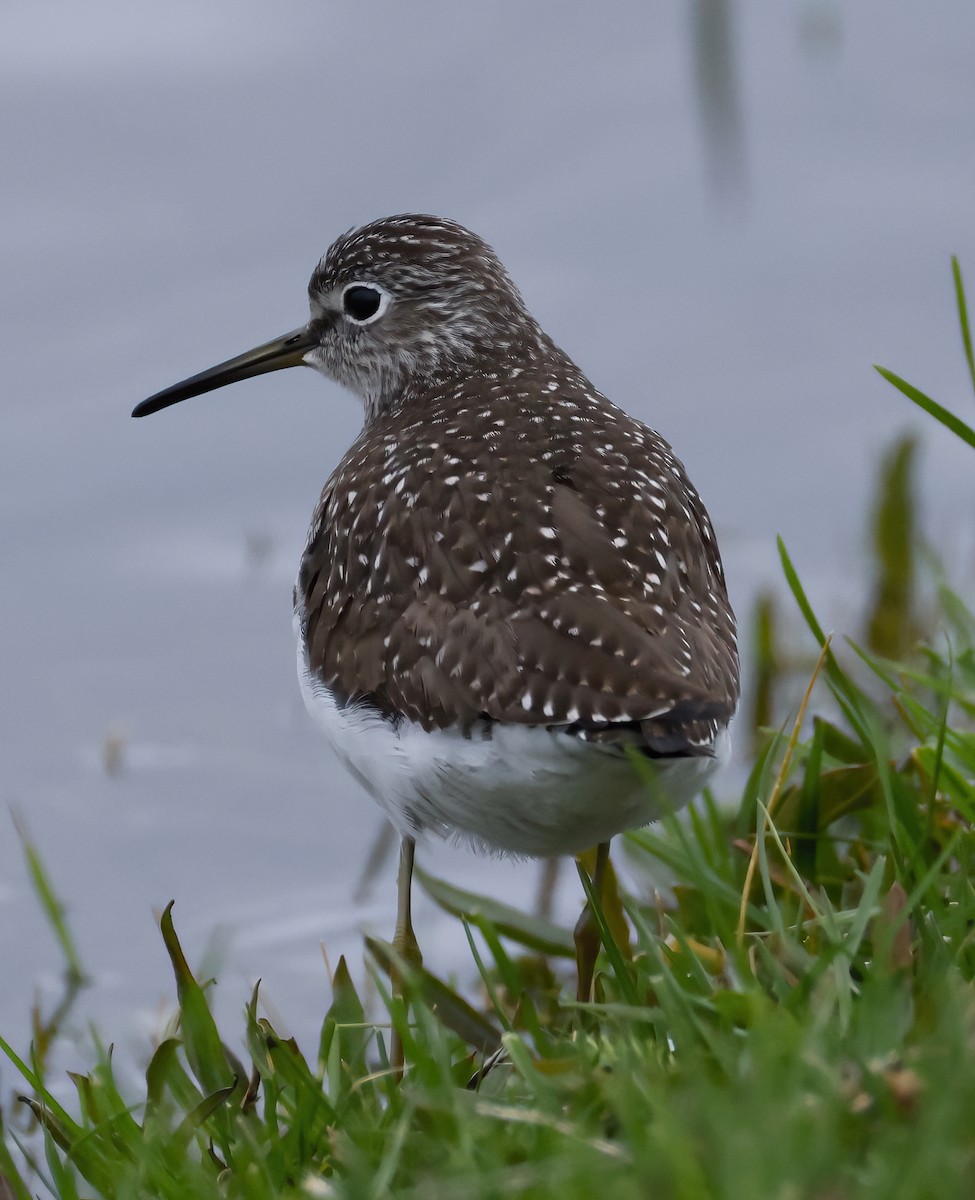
top-left (133, 214), bottom-right (739, 1011)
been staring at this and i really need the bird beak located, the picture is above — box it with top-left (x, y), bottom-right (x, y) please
top-left (132, 325), bottom-right (318, 418)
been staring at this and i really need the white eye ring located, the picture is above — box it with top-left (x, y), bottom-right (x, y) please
top-left (340, 282), bottom-right (391, 324)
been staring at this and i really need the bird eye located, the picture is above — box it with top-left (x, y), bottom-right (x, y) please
top-left (342, 284), bottom-right (384, 322)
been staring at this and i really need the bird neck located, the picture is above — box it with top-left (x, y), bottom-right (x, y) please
top-left (359, 323), bottom-right (566, 427)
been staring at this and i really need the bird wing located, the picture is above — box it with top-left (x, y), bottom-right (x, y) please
top-left (298, 379), bottom-right (739, 752)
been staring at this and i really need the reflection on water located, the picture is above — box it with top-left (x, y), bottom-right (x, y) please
top-left (691, 0), bottom-right (746, 199)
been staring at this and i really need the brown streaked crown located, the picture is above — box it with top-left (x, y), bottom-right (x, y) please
top-left (304, 215), bottom-right (545, 422)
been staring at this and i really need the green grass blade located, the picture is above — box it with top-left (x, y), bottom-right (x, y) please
top-left (0, 1113), bottom-right (33, 1200)
top-left (576, 862), bottom-right (638, 1005)
top-left (416, 866), bottom-right (575, 957)
top-left (365, 936), bottom-right (503, 1053)
top-left (874, 365), bottom-right (975, 449)
top-left (952, 255), bottom-right (975, 396)
top-left (158, 901), bottom-right (239, 1162)
top-left (777, 536), bottom-right (829, 649)
top-left (20, 1099), bottom-right (115, 1198)
top-left (12, 812), bottom-right (85, 984)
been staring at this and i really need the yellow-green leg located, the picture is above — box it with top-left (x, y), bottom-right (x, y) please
top-left (574, 840), bottom-right (611, 1002)
top-left (391, 835), bottom-right (421, 1075)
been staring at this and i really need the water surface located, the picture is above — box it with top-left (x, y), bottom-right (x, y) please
top-left (1, 0), bottom-right (973, 1066)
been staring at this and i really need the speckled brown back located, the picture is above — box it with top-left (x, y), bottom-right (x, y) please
top-left (296, 332), bottom-right (738, 756)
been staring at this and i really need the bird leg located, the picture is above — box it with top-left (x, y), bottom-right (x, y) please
top-left (535, 856), bottom-right (562, 922)
top-left (391, 834), bottom-right (421, 1074)
top-left (574, 840), bottom-right (611, 1002)
top-left (393, 834), bottom-right (422, 967)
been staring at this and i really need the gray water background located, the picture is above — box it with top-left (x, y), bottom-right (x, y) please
top-left (2, 1), bottom-right (974, 1073)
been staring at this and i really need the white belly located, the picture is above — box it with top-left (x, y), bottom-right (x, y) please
top-left (297, 636), bottom-right (723, 857)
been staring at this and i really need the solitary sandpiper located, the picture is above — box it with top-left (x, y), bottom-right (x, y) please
top-left (133, 214), bottom-right (739, 1012)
